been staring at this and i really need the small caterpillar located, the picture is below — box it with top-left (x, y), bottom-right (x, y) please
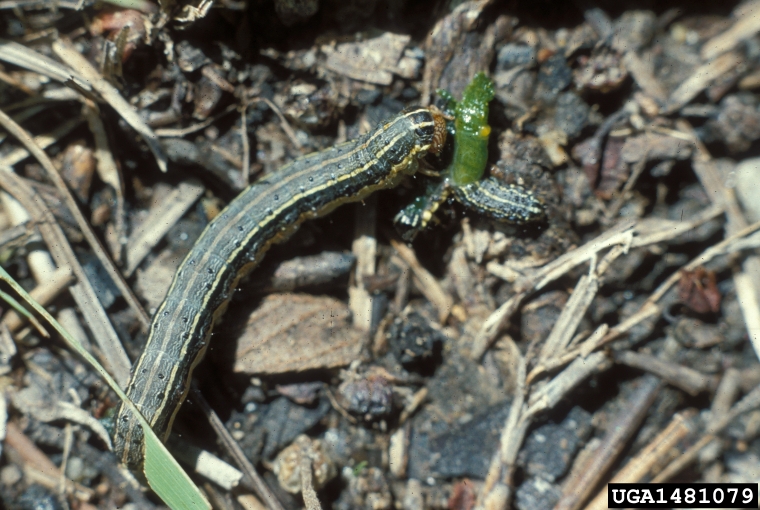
top-left (453, 177), bottom-right (546, 223)
top-left (395, 73), bottom-right (545, 240)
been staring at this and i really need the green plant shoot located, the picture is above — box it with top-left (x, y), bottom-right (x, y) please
top-left (439, 72), bottom-right (495, 186)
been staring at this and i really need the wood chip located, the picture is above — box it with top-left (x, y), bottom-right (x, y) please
top-left (583, 411), bottom-right (696, 510)
top-left (622, 51), bottom-right (667, 103)
top-left (322, 33), bottom-right (411, 86)
top-left (665, 52), bottom-right (742, 114)
top-left (701, 0), bottom-right (760, 61)
top-left (232, 294), bottom-right (365, 374)
top-left (614, 350), bottom-right (714, 396)
top-left (620, 132), bottom-right (692, 163)
top-left (390, 238), bottom-right (452, 323)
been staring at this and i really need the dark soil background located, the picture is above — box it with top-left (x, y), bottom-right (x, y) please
top-left (0, 0), bottom-right (759, 509)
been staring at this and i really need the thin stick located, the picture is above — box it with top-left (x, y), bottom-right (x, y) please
top-left (191, 387), bottom-right (286, 510)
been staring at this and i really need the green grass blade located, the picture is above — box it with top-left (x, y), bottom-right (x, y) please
top-left (0, 287), bottom-right (48, 337)
top-left (144, 431), bottom-right (210, 509)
